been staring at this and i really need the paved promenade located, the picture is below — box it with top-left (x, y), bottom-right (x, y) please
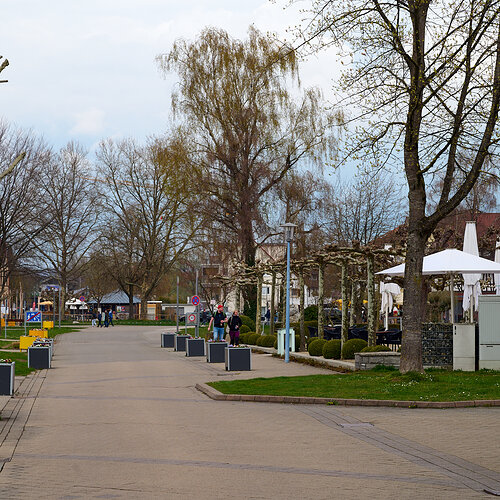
top-left (0, 325), bottom-right (498, 499)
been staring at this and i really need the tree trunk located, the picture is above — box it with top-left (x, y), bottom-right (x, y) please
top-left (341, 262), bottom-right (349, 351)
top-left (349, 279), bottom-right (356, 327)
top-left (367, 254), bottom-right (376, 347)
top-left (128, 284), bottom-right (135, 320)
top-left (400, 230), bottom-right (427, 372)
top-left (255, 275), bottom-right (262, 335)
top-left (317, 262), bottom-right (324, 339)
top-left (299, 269), bottom-right (305, 352)
top-left (234, 283), bottom-right (241, 312)
top-left (270, 272), bottom-right (276, 336)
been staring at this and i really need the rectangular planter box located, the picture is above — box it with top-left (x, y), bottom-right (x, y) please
top-left (207, 342), bottom-right (228, 363)
top-left (186, 338), bottom-right (205, 357)
top-left (161, 333), bottom-right (176, 348)
top-left (174, 335), bottom-right (191, 352)
top-left (0, 362), bottom-right (15, 395)
top-left (225, 347), bottom-right (251, 371)
top-left (28, 346), bottom-right (51, 369)
top-left (33, 341), bottom-right (53, 359)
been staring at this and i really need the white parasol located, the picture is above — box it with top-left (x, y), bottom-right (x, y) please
top-left (380, 282), bottom-right (401, 329)
top-left (462, 221), bottom-right (481, 314)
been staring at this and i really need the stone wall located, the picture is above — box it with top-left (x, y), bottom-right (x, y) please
top-left (421, 323), bottom-right (453, 368)
top-left (355, 352), bottom-right (401, 370)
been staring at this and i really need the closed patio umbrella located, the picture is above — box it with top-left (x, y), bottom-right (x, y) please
top-left (462, 221), bottom-right (481, 315)
top-left (495, 238), bottom-right (500, 295)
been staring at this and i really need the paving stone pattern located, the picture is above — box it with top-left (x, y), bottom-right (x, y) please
top-left (0, 326), bottom-right (497, 499)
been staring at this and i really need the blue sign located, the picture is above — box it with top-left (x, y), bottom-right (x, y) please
top-left (191, 295), bottom-right (200, 306)
top-left (26, 311), bottom-right (42, 322)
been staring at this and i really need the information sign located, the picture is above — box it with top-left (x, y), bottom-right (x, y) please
top-left (26, 311), bottom-right (42, 323)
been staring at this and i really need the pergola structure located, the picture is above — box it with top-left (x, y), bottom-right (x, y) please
top-left (212, 241), bottom-right (403, 350)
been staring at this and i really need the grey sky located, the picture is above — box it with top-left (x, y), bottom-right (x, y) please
top-left (2, 1), bottom-right (339, 153)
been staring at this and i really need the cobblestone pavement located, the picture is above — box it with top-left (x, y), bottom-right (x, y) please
top-left (0, 326), bottom-right (498, 499)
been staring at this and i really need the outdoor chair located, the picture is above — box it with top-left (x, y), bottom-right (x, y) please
top-left (323, 326), bottom-right (341, 340)
top-left (307, 326), bottom-right (318, 337)
top-left (384, 329), bottom-right (402, 349)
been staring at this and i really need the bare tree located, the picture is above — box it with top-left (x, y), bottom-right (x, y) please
top-left (0, 122), bottom-right (49, 297)
top-left (34, 142), bottom-right (100, 305)
top-left (157, 26), bottom-right (339, 319)
top-left (294, 0), bottom-right (500, 372)
top-left (98, 136), bottom-right (203, 318)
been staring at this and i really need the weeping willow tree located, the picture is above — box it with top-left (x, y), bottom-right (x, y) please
top-left (157, 26), bottom-right (338, 320)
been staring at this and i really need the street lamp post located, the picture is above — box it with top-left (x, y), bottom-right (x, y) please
top-left (280, 223), bottom-right (297, 363)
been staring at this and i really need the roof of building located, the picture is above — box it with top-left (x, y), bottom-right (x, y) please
top-left (87, 290), bottom-right (140, 304)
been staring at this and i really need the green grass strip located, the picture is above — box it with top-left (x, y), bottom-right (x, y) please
top-left (208, 368), bottom-right (500, 402)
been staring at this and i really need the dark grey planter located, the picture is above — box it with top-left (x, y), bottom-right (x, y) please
top-left (0, 362), bottom-right (15, 395)
top-left (33, 340), bottom-right (53, 358)
top-left (28, 346), bottom-right (51, 369)
top-left (174, 335), bottom-right (191, 352)
top-left (225, 347), bottom-right (251, 371)
top-left (207, 342), bottom-right (228, 363)
top-left (161, 333), bottom-right (176, 348)
top-left (186, 338), bottom-right (205, 357)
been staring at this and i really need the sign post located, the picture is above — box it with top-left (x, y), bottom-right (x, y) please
top-left (191, 293), bottom-right (200, 338)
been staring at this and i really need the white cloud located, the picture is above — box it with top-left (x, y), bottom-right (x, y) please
top-left (70, 108), bottom-right (105, 136)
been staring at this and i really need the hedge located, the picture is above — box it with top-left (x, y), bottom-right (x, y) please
top-left (240, 315), bottom-right (256, 331)
top-left (239, 324), bottom-right (251, 334)
top-left (247, 332), bottom-right (259, 345)
top-left (308, 338), bottom-right (327, 356)
top-left (323, 339), bottom-right (341, 359)
top-left (360, 345), bottom-right (392, 353)
top-left (341, 339), bottom-right (368, 359)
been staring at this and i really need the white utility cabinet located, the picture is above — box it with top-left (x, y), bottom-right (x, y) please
top-left (453, 324), bottom-right (475, 371)
top-left (478, 295), bottom-right (500, 370)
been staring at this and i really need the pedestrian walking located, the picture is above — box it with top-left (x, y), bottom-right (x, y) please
top-left (104, 309), bottom-right (110, 328)
top-left (97, 311), bottom-right (102, 328)
top-left (207, 305), bottom-right (227, 341)
top-left (228, 310), bottom-right (242, 345)
top-left (109, 309), bottom-right (114, 326)
top-left (91, 310), bottom-right (97, 327)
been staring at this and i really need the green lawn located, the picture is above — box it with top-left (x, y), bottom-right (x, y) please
top-left (208, 368), bottom-right (500, 402)
top-left (0, 351), bottom-right (35, 376)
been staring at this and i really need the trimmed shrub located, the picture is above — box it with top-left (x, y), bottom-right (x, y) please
top-left (240, 315), bottom-right (256, 331)
top-left (274, 338), bottom-right (278, 349)
top-left (304, 305), bottom-right (318, 321)
top-left (306, 336), bottom-right (319, 347)
top-left (247, 332), bottom-right (259, 345)
top-left (239, 332), bottom-right (249, 344)
top-left (341, 339), bottom-right (368, 359)
top-left (323, 339), bottom-right (341, 359)
top-left (361, 345), bottom-right (392, 353)
top-left (308, 338), bottom-right (327, 356)
top-left (239, 324), bottom-right (251, 334)
top-left (259, 334), bottom-right (277, 347)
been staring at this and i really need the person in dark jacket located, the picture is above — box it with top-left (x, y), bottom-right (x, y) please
top-left (228, 310), bottom-right (242, 346)
top-left (208, 305), bottom-right (227, 341)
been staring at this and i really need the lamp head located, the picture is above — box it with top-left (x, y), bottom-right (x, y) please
top-left (280, 222), bottom-right (297, 242)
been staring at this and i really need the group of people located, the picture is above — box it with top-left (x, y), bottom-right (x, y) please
top-left (207, 305), bottom-right (242, 345)
top-left (91, 309), bottom-right (115, 328)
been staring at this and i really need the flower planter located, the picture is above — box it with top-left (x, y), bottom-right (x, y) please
top-left (174, 334), bottom-right (191, 352)
top-left (225, 347), bottom-right (251, 371)
top-left (0, 362), bottom-right (15, 395)
top-left (207, 342), bottom-right (228, 363)
top-left (186, 338), bottom-right (205, 357)
top-left (28, 346), bottom-right (51, 369)
top-left (161, 333), bottom-right (176, 348)
top-left (33, 340), bottom-right (53, 359)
